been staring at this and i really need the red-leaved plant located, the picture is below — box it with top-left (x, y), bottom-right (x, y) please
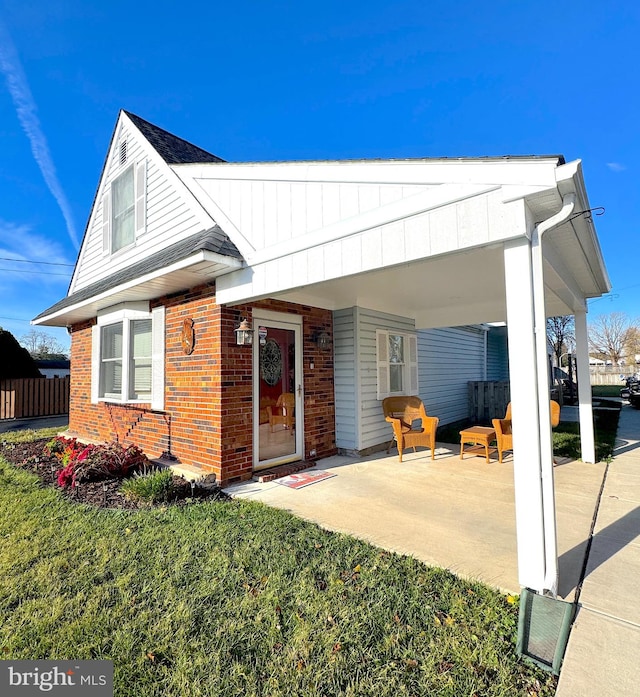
top-left (45, 437), bottom-right (149, 488)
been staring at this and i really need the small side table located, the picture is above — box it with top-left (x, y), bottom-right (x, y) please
top-left (460, 426), bottom-right (497, 463)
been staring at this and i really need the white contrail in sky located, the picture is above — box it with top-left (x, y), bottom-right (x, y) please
top-left (0, 19), bottom-right (80, 249)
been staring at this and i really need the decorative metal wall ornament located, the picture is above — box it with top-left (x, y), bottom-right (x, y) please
top-left (181, 318), bottom-right (195, 355)
top-left (260, 339), bottom-right (282, 386)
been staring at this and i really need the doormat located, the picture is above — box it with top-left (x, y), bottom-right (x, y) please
top-left (256, 460), bottom-right (316, 483)
top-left (276, 470), bottom-right (336, 489)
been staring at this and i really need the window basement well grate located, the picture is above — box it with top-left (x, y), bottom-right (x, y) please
top-left (517, 588), bottom-right (576, 675)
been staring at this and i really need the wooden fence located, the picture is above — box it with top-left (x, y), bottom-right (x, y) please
top-left (0, 377), bottom-right (70, 420)
top-left (590, 365), bottom-right (637, 386)
top-left (468, 381), bottom-right (510, 424)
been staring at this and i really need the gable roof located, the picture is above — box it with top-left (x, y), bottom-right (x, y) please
top-left (123, 111), bottom-right (225, 164)
top-left (34, 226), bottom-right (242, 325)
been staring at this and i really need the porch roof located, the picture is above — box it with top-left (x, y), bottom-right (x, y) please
top-left (175, 156), bottom-right (610, 327)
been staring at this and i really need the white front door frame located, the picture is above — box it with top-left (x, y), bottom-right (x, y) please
top-left (252, 309), bottom-right (304, 471)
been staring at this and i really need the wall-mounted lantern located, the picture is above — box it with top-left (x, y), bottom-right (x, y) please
top-left (235, 318), bottom-right (254, 346)
top-left (313, 330), bottom-right (331, 350)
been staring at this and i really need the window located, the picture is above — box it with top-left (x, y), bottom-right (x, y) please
top-left (376, 329), bottom-right (418, 399)
top-left (111, 165), bottom-right (135, 252)
top-left (102, 160), bottom-right (146, 255)
top-left (92, 304), bottom-right (164, 408)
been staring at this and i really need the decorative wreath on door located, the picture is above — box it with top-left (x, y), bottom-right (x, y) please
top-left (260, 339), bottom-right (282, 386)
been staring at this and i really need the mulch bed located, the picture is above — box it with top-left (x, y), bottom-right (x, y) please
top-left (0, 438), bottom-right (230, 510)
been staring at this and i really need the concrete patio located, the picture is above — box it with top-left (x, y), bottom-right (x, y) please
top-left (228, 439), bottom-right (606, 598)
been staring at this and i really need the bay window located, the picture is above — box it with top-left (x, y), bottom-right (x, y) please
top-left (92, 303), bottom-right (164, 408)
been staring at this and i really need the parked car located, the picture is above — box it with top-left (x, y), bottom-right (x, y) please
top-left (621, 375), bottom-right (640, 409)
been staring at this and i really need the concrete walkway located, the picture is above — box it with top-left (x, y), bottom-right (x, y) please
top-left (556, 405), bottom-right (640, 696)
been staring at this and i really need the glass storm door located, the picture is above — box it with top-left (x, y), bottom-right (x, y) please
top-left (253, 312), bottom-right (303, 471)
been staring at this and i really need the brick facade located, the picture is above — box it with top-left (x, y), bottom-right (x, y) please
top-left (68, 285), bottom-right (336, 486)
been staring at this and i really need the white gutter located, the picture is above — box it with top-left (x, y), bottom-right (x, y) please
top-left (531, 192), bottom-right (576, 596)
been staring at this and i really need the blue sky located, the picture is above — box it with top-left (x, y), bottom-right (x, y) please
top-left (0, 0), bottom-right (638, 352)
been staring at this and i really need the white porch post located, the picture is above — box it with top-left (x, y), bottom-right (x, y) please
top-left (574, 309), bottom-right (596, 463)
top-left (504, 237), bottom-right (552, 593)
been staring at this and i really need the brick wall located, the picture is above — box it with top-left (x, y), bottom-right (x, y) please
top-left (68, 287), bottom-right (336, 486)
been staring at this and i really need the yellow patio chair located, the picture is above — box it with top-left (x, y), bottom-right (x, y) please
top-left (267, 393), bottom-right (295, 433)
top-left (492, 400), bottom-right (560, 463)
top-left (382, 396), bottom-right (439, 462)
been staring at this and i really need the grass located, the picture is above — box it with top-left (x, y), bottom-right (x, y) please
top-left (552, 407), bottom-right (620, 462)
top-left (0, 429), bottom-right (557, 696)
top-left (120, 468), bottom-right (175, 505)
top-left (438, 390), bottom-right (621, 464)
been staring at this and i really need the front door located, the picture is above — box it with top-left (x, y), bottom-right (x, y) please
top-left (253, 311), bottom-right (303, 471)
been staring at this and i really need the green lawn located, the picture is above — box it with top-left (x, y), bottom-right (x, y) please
top-left (0, 429), bottom-right (556, 696)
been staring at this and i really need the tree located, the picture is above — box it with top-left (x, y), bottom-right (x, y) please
top-left (0, 328), bottom-right (42, 379)
top-left (19, 329), bottom-right (67, 360)
top-left (624, 326), bottom-right (640, 364)
top-left (547, 316), bottom-right (575, 367)
top-left (588, 312), bottom-right (633, 365)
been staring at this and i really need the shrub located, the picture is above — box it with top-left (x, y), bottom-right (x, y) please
top-left (44, 437), bottom-right (149, 488)
top-left (120, 468), bottom-right (175, 505)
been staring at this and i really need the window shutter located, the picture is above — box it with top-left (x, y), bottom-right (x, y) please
top-left (91, 325), bottom-right (100, 403)
top-left (376, 330), bottom-right (389, 400)
top-left (135, 160), bottom-right (147, 235)
top-left (408, 334), bottom-right (419, 394)
top-left (151, 306), bottom-right (165, 411)
top-left (102, 190), bottom-right (111, 254)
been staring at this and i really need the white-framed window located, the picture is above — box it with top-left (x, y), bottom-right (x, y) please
top-left (111, 165), bottom-right (135, 252)
top-left (91, 303), bottom-right (164, 409)
top-left (102, 160), bottom-right (146, 255)
top-left (376, 329), bottom-right (418, 399)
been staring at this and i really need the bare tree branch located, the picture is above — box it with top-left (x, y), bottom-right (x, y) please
top-left (588, 312), bottom-right (632, 365)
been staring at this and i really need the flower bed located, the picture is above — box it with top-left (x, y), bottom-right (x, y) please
top-left (0, 437), bottom-right (229, 509)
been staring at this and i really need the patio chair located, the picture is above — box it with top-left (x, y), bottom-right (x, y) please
top-left (382, 396), bottom-right (439, 462)
top-left (492, 400), bottom-right (561, 463)
top-left (267, 392), bottom-right (295, 433)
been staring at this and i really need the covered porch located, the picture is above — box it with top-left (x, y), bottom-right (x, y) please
top-left (180, 154), bottom-right (611, 595)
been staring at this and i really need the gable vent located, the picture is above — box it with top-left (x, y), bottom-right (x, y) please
top-left (119, 139), bottom-right (128, 166)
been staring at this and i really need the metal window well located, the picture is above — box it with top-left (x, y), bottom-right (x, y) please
top-left (517, 588), bottom-right (576, 675)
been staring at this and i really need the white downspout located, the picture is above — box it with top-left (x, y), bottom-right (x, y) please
top-left (531, 193), bottom-right (576, 595)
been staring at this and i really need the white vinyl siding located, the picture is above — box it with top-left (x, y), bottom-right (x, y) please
top-left (487, 325), bottom-right (509, 380)
top-left (417, 326), bottom-right (486, 425)
top-left (334, 308), bottom-right (415, 452)
top-left (72, 119), bottom-right (210, 293)
top-left (333, 308), bottom-right (358, 450)
top-left (91, 302), bottom-right (164, 407)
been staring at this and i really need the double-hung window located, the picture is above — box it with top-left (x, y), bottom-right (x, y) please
top-left (376, 329), bottom-right (419, 399)
top-left (102, 160), bottom-right (146, 255)
top-left (92, 303), bottom-right (164, 408)
top-left (111, 165), bottom-right (135, 252)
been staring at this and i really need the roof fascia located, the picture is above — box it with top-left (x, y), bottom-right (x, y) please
top-left (34, 250), bottom-right (242, 327)
top-left (176, 157), bottom-right (562, 187)
top-left (556, 160), bottom-right (612, 294)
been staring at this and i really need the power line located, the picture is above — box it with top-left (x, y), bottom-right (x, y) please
top-left (0, 267), bottom-right (70, 276)
top-left (0, 256), bottom-right (74, 267)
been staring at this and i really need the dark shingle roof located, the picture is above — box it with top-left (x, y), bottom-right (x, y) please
top-left (124, 111), bottom-right (225, 164)
top-left (35, 226), bottom-right (242, 321)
